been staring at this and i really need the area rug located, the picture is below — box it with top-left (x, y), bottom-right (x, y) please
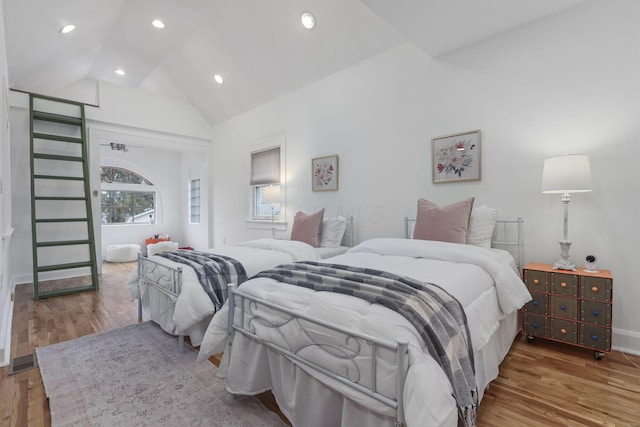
top-left (35, 321), bottom-right (287, 427)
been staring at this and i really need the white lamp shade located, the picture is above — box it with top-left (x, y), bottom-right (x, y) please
top-left (263, 185), bottom-right (281, 204)
top-left (541, 154), bottom-right (593, 194)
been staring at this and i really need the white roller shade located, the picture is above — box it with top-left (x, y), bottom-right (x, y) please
top-left (250, 147), bottom-right (280, 185)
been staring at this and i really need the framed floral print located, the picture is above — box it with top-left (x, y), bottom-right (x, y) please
top-left (312, 155), bottom-right (339, 191)
top-left (432, 130), bottom-right (481, 183)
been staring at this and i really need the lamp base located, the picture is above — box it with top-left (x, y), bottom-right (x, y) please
top-left (552, 258), bottom-right (577, 271)
top-left (270, 205), bottom-right (276, 238)
top-left (552, 240), bottom-right (577, 271)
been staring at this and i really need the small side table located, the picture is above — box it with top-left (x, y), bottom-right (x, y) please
top-left (521, 262), bottom-right (613, 360)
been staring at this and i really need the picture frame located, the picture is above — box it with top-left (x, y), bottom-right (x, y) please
top-left (312, 154), bottom-right (339, 191)
top-left (432, 130), bottom-right (481, 183)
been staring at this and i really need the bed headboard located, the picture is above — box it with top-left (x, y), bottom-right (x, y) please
top-left (403, 216), bottom-right (525, 269)
top-left (341, 216), bottom-right (355, 247)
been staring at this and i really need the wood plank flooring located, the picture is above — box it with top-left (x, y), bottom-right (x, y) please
top-left (1, 261), bottom-right (639, 426)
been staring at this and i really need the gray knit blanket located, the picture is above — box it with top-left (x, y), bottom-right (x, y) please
top-left (156, 250), bottom-right (248, 310)
top-left (253, 261), bottom-right (478, 427)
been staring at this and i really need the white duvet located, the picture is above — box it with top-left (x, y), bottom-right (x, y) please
top-left (197, 238), bottom-right (531, 426)
top-left (128, 239), bottom-right (320, 344)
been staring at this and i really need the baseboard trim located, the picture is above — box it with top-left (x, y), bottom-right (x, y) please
top-left (14, 267), bottom-right (96, 286)
top-left (612, 328), bottom-right (640, 356)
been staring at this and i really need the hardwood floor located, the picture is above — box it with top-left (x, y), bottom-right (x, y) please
top-left (1, 262), bottom-right (639, 426)
top-left (0, 262), bottom-right (139, 427)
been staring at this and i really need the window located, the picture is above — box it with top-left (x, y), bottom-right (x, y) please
top-left (190, 179), bottom-right (201, 224)
top-left (101, 167), bottom-right (152, 185)
top-left (250, 147), bottom-right (281, 220)
top-left (100, 166), bottom-right (156, 224)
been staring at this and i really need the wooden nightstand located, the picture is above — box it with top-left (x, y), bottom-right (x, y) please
top-left (522, 263), bottom-right (613, 359)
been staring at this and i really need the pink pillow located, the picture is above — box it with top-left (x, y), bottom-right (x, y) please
top-left (290, 209), bottom-right (325, 247)
top-left (413, 198), bottom-right (475, 244)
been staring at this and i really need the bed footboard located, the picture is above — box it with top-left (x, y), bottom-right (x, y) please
top-left (137, 253), bottom-right (186, 350)
top-left (226, 283), bottom-right (410, 427)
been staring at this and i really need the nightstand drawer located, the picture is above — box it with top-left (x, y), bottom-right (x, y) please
top-left (523, 313), bottom-right (547, 337)
top-left (549, 296), bottom-right (578, 320)
top-left (524, 270), bottom-right (548, 293)
top-left (550, 318), bottom-right (578, 344)
top-left (580, 324), bottom-right (611, 351)
top-left (550, 272), bottom-right (578, 297)
top-left (523, 293), bottom-right (548, 314)
top-left (581, 277), bottom-right (612, 302)
top-left (581, 301), bottom-right (611, 326)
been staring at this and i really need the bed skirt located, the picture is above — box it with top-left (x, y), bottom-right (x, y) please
top-left (216, 311), bottom-right (519, 426)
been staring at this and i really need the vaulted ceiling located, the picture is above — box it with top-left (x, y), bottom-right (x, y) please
top-left (3, 0), bottom-right (588, 126)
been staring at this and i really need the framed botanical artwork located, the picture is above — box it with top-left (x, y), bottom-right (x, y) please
top-left (312, 155), bottom-right (339, 191)
top-left (432, 130), bottom-right (481, 183)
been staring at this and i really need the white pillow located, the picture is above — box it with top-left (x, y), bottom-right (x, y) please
top-left (467, 205), bottom-right (497, 249)
top-left (147, 241), bottom-right (179, 257)
top-left (320, 216), bottom-right (348, 247)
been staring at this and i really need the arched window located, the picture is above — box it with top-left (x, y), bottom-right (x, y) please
top-left (100, 166), bottom-right (156, 224)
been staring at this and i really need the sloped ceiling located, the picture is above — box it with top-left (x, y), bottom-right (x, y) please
top-left (3, 0), bottom-right (588, 126)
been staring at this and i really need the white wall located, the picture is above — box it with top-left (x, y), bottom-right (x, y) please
top-left (181, 151), bottom-right (211, 250)
top-left (210, 1), bottom-right (640, 352)
top-left (0, 0), bottom-right (14, 367)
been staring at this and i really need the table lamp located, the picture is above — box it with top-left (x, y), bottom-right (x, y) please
top-left (262, 185), bottom-right (281, 238)
top-left (541, 154), bottom-right (593, 271)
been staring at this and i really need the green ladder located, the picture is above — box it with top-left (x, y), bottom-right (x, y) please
top-left (29, 94), bottom-right (99, 299)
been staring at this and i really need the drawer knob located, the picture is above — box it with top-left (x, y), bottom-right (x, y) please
top-left (532, 322), bottom-right (539, 328)
top-left (560, 328), bottom-right (567, 334)
top-left (533, 300), bottom-right (539, 306)
top-left (560, 304), bottom-right (567, 310)
top-left (560, 282), bottom-right (567, 288)
top-left (591, 286), bottom-right (599, 293)
top-left (592, 310), bottom-right (599, 316)
top-left (591, 334), bottom-right (599, 341)
top-left (533, 279), bottom-right (539, 284)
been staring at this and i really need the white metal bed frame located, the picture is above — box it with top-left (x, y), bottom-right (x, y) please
top-left (226, 285), bottom-right (411, 426)
top-left (224, 217), bottom-right (525, 426)
top-left (405, 216), bottom-right (525, 269)
top-left (135, 216), bottom-right (356, 350)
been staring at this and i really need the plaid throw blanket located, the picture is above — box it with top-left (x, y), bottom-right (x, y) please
top-left (156, 250), bottom-right (248, 310)
top-left (254, 261), bottom-right (478, 427)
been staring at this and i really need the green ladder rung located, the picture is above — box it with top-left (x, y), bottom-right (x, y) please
top-left (37, 261), bottom-right (94, 272)
top-left (33, 111), bottom-right (82, 126)
top-left (36, 285), bottom-right (98, 299)
top-left (33, 133), bottom-right (83, 144)
top-left (34, 174), bottom-right (85, 181)
top-left (36, 218), bottom-right (88, 223)
top-left (37, 239), bottom-right (91, 247)
top-left (34, 196), bottom-right (87, 201)
top-left (33, 153), bottom-right (84, 162)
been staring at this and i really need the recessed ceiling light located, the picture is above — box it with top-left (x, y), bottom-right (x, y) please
top-left (301, 12), bottom-right (315, 29)
top-left (115, 68), bottom-right (126, 76)
top-left (214, 74), bottom-right (224, 84)
top-left (60, 24), bottom-right (76, 34)
top-left (152, 19), bottom-right (165, 29)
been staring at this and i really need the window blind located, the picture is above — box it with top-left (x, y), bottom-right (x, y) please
top-left (250, 147), bottom-right (280, 185)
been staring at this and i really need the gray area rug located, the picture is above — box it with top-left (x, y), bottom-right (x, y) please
top-left (35, 321), bottom-right (287, 427)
